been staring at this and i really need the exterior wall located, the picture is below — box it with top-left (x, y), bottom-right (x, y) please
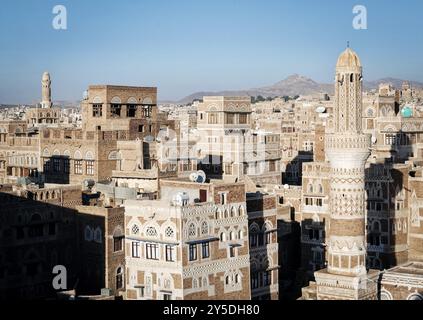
top-left (247, 193), bottom-right (279, 300)
top-left (124, 180), bottom-right (251, 300)
top-left (0, 185), bottom-right (81, 300)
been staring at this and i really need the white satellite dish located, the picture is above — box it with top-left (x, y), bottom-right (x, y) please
top-left (315, 106), bottom-right (326, 113)
top-left (283, 184), bottom-right (289, 190)
top-left (189, 172), bottom-right (199, 182)
top-left (196, 170), bottom-right (206, 183)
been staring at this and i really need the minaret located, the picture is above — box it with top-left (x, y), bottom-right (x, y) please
top-left (313, 47), bottom-right (379, 300)
top-left (41, 72), bottom-right (52, 108)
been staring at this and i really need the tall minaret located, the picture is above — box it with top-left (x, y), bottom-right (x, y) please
top-left (41, 72), bottom-right (52, 108)
top-left (313, 47), bottom-right (379, 300)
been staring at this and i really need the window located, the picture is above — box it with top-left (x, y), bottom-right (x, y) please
top-left (201, 221), bottom-right (208, 235)
top-left (235, 274), bottom-right (240, 284)
top-left (74, 160), bottom-right (83, 175)
top-left (111, 104), bottom-right (121, 117)
top-left (132, 225), bottom-right (139, 235)
top-left (225, 113), bottom-right (235, 124)
top-left (251, 272), bottom-right (259, 289)
top-left (189, 244), bottom-right (197, 261)
top-left (92, 104), bottom-right (103, 117)
top-left (166, 245), bottom-right (175, 262)
top-left (146, 243), bottom-right (159, 260)
top-left (188, 223), bottom-right (196, 237)
top-left (165, 226), bottom-right (174, 238)
top-left (265, 232), bottom-right (272, 244)
top-left (43, 158), bottom-right (50, 172)
top-left (163, 294), bottom-right (172, 301)
top-left (131, 242), bottom-right (140, 258)
top-left (138, 286), bottom-right (145, 298)
top-left (114, 236), bottom-right (123, 252)
top-left (263, 271), bottom-right (271, 286)
top-left (220, 232), bottom-right (226, 242)
top-left (208, 112), bottom-right (218, 124)
top-left (239, 114), bottom-right (248, 124)
top-left (229, 246), bottom-right (236, 258)
top-left (316, 198), bottom-right (323, 207)
top-left (116, 267), bottom-right (123, 290)
top-left (269, 160), bottom-right (276, 172)
top-left (86, 160), bottom-right (94, 176)
top-left (127, 105), bottom-right (137, 117)
top-left (138, 125), bottom-right (144, 133)
top-left (202, 242), bottom-right (210, 259)
top-left (64, 159), bottom-right (70, 174)
top-left (53, 158), bottom-right (60, 172)
top-left (224, 163), bottom-right (233, 175)
top-left (220, 193), bottom-right (227, 205)
top-left (146, 226), bottom-right (158, 237)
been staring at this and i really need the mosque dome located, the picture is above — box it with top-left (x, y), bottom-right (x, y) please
top-left (401, 106), bottom-right (413, 118)
top-left (336, 48), bottom-right (361, 68)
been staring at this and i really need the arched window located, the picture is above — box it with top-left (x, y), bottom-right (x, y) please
top-left (238, 230), bottom-right (243, 239)
top-left (116, 267), bottom-right (123, 290)
top-left (235, 274), bottom-right (240, 284)
top-left (192, 278), bottom-right (198, 288)
top-left (201, 221), bottom-right (208, 235)
top-left (94, 227), bottom-right (102, 243)
top-left (225, 276), bottom-right (230, 285)
top-left (188, 223), bottom-right (196, 237)
top-left (84, 226), bottom-right (93, 241)
top-left (318, 184), bottom-right (323, 194)
top-left (308, 184), bottom-right (313, 193)
top-left (238, 206), bottom-right (245, 216)
top-left (220, 232), bottom-right (226, 242)
top-left (230, 231), bottom-right (236, 241)
top-left (231, 207), bottom-right (236, 217)
top-left (202, 276), bottom-right (208, 287)
top-left (407, 293), bottom-right (423, 301)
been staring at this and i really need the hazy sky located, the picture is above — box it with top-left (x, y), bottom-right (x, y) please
top-left (0, 0), bottom-right (422, 104)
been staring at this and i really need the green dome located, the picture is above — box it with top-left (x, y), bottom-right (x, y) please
top-left (401, 106), bottom-right (413, 118)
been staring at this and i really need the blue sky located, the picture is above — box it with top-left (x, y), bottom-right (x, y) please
top-left (0, 0), bottom-right (422, 104)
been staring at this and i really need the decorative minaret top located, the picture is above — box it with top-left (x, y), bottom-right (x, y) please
top-left (41, 72), bottom-right (52, 108)
top-left (334, 48), bottom-right (363, 133)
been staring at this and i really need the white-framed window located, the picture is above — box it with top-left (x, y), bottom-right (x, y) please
top-left (132, 241), bottom-right (140, 258)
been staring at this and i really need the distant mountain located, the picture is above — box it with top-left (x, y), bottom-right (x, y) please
top-left (363, 78), bottom-right (423, 90)
top-left (175, 74), bottom-right (423, 104)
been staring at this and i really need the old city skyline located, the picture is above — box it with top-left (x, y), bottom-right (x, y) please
top-left (1, 0), bottom-right (423, 304)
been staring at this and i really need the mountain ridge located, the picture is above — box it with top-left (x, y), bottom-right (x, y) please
top-left (172, 74), bottom-right (423, 104)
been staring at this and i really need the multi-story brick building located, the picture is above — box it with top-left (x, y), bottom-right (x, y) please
top-left (124, 177), bottom-right (251, 300)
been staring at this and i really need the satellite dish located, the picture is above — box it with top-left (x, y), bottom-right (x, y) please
top-left (315, 106), bottom-right (326, 113)
top-left (283, 184), bottom-right (289, 190)
top-left (196, 170), bottom-right (206, 183)
top-left (84, 179), bottom-right (95, 189)
top-left (189, 172), bottom-right (199, 182)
